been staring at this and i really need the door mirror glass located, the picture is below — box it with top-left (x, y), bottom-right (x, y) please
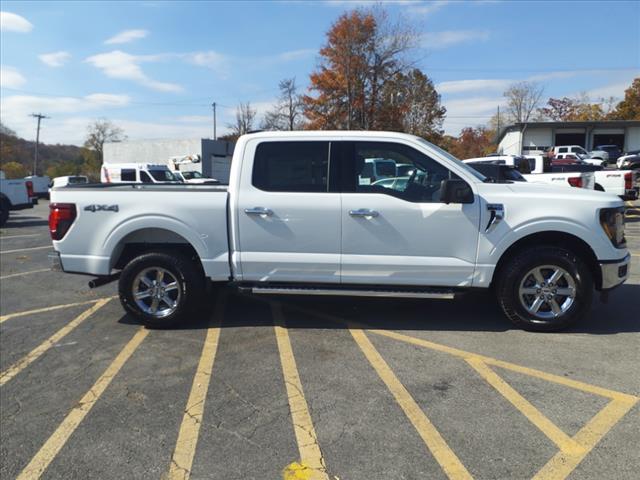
top-left (439, 179), bottom-right (474, 204)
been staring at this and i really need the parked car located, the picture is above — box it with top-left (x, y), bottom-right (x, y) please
top-left (0, 170), bottom-right (34, 226)
top-left (358, 158), bottom-right (397, 184)
top-left (553, 147), bottom-right (605, 167)
top-left (51, 176), bottom-right (89, 188)
top-left (548, 162), bottom-right (637, 199)
top-left (617, 154), bottom-right (640, 170)
top-left (24, 175), bottom-right (51, 198)
top-left (465, 155), bottom-right (595, 190)
top-left (590, 145), bottom-right (622, 163)
top-left (466, 162), bottom-right (527, 183)
top-left (173, 170), bottom-right (220, 185)
top-left (49, 131), bottom-right (630, 332)
top-left (617, 151), bottom-right (640, 169)
top-left (101, 164), bottom-right (180, 184)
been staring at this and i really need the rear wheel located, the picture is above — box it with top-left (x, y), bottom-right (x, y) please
top-left (496, 246), bottom-right (593, 331)
top-left (118, 251), bottom-right (205, 328)
top-left (0, 198), bottom-right (10, 227)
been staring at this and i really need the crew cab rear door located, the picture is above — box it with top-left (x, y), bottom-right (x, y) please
top-left (337, 141), bottom-right (481, 287)
top-left (235, 140), bottom-right (341, 283)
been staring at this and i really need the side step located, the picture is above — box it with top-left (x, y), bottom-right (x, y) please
top-left (247, 286), bottom-right (456, 300)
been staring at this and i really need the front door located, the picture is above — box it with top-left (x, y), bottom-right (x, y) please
top-left (236, 140), bottom-right (341, 284)
top-left (338, 141), bottom-right (481, 287)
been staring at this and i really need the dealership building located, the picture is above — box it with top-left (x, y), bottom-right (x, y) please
top-left (498, 120), bottom-right (640, 155)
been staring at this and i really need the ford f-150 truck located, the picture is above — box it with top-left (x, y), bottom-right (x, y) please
top-left (48, 131), bottom-right (630, 331)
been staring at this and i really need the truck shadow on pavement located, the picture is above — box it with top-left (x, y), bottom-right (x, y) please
top-left (117, 283), bottom-right (640, 334)
top-left (3, 218), bottom-right (49, 228)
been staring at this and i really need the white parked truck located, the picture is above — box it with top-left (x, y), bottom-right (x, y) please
top-left (101, 163), bottom-right (180, 184)
top-left (49, 131), bottom-right (630, 331)
top-left (464, 156), bottom-right (596, 190)
top-left (0, 171), bottom-right (35, 226)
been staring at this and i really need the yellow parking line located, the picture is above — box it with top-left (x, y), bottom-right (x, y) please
top-left (533, 398), bottom-right (637, 480)
top-left (273, 304), bottom-right (329, 480)
top-left (0, 268), bottom-right (51, 280)
top-left (466, 358), bottom-right (583, 454)
top-left (0, 297), bottom-right (115, 324)
top-left (167, 294), bottom-right (226, 480)
top-left (16, 327), bottom-right (148, 480)
top-left (0, 299), bottom-right (111, 386)
top-left (350, 327), bottom-right (472, 480)
top-left (0, 245), bottom-right (52, 254)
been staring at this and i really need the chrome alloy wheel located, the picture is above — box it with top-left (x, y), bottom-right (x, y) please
top-left (518, 265), bottom-right (576, 319)
top-left (132, 267), bottom-right (181, 318)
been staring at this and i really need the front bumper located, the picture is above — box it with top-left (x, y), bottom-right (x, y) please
top-left (599, 254), bottom-right (630, 290)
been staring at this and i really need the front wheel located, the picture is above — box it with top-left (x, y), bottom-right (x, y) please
top-left (118, 251), bottom-right (205, 328)
top-left (496, 246), bottom-right (593, 331)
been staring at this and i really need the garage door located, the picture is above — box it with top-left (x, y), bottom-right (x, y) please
top-left (593, 133), bottom-right (624, 149)
top-left (555, 132), bottom-right (585, 146)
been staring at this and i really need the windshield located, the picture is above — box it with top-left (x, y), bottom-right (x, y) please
top-left (182, 171), bottom-right (203, 180)
top-left (415, 138), bottom-right (487, 182)
top-left (149, 169), bottom-right (178, 182)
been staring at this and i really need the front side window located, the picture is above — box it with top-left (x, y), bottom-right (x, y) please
top-left (140, 171), bottom-right (153, 183)
top-left (149, 169), bottom-right (177, 181)
top-left (253, 141), bottom-right (329, 192)
top-left (345, 141), bottom-right (464, 203)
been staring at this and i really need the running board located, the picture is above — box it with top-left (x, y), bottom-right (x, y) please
top-left (247, 286), bottom-right (455, 299)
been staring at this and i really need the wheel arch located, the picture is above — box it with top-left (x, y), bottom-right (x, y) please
top-left (492, 231), bottom-right (602, 290)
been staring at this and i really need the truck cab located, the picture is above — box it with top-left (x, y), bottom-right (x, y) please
top-left (101, 163), bottom-right (180, 184)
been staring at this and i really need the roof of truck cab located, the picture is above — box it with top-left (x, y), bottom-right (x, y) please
top-left (242, 130), bottom-right (423, 140)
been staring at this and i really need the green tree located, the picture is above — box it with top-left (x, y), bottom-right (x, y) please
top-left (1, 161), bottom-right (28, 179)
top-left (609, 77), bottom-right (640, 120)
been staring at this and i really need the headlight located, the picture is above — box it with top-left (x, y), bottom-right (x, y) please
top-left (599, 207), bottom-right (626, 248)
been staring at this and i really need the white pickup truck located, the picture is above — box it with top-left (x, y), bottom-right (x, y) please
top-left (0, 171), bottom-right (35, 226)
top-left (48, 131), bottom-right (630, 331)
top-left (465, 155), bottom-right (596, 190)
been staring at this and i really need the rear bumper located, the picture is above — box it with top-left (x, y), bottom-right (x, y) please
top-left (599, 254), bottom-right (630, 290)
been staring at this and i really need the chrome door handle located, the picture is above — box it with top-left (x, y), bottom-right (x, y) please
top-left (244, 207), bottom-right (273, 216)
top-left (349, 209), bottom-right (379, 218)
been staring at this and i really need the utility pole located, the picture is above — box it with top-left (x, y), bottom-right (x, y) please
top-left (30, 113), bottom-right (50, 175)
top-left (212, 102), bottom-right (217, 140)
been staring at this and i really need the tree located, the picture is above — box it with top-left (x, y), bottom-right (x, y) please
top-left (303, 8), bottom-right (415, 130)
top-left (504, 81), bottom-right (544, 123)
top-left (379, 69), bottom-right (446, 141)
top-left (609, 77), bottom-right (640, 120)
top-left (1, 161), bottom-right (28, 179)
top-left (0, 122), bottom-right (16, 137)
top-left (84, 119), bottom-right (126, 163)
top-left (262, 78), bottom-right (305, 131)
top-left (446, 127), bottom-right (494, 160)
top-left (229, 102), bottom-right (256, 137)
top-left (538, 94), bottom-right (608, 121)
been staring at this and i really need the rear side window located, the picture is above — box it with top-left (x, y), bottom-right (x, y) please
top-left (253, 141), bottom-right (329, 192)
top-left (121, 169), bottom-right (136, 182)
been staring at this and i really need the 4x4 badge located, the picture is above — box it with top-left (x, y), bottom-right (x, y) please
top-left (84, 204), bottom-right (119, 212)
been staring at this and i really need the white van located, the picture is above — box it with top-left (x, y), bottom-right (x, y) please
top-left (101, 164), bottom-right (180, 184)
top-left (24, 175), bottom-right (51, 198)
top-left (358, 158), bottom-right (398, 185)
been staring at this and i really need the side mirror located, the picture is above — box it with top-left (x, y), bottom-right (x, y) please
top-left (440, 179), bottom-right (474, 204)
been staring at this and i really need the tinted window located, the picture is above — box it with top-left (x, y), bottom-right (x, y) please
top-left (121, 169), bottom-right (136, 182)
top-left (346, 141), bottom-right (463, 203)
top-left (253, 141), bottom-right (329, 192)
top-left (140, 171), bottom-right (153, 183)
top-left (558, 147), bottom-right (568, 153)
top-left (149, 169), bottom-right (177, 181)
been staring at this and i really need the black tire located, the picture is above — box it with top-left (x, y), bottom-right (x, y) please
top-left (496, 246), bottom-right (593, 332)
top-left (0, 198), bottom-right (10, 227)
top-left (118, 251), bottom-right (205, 328)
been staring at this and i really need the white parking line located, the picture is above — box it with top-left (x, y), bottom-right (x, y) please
top-left (0, 234), bottom-right (44, 239)
top-left (0, 268), bottom-right (50, 280)
top-left (0, 245), bottom-right (52, 254)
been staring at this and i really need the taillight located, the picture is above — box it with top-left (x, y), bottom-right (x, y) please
top-left (26, 180), bottom-right (34, 198)
top-left (568, 177), bottom-right (583, 188)
top-left (49, 203), bottom-right (76, 240)
top-left (624, 172), bottom-right (632, 190)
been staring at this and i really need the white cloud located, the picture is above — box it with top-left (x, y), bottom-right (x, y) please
top-left (437, 78), bottom-right (511, 94)
top-left (0, 93), bottom-right (131, 143)
top-left (441, 96), bottom-right (504, 135)
top-left (273, 49), bottom-right (315, 62)
top-left (104, 29), bottom-right (148, 45)
top-left (0, 65), bottom-right (26, 88)
top-left (184, 50), bottom-right (227, 70)
top-left (0, 11), bottom-right (33, 32)
top-left (583, 81), bottom-right (631, 100)
top-left (85, 50), bottom-right (183, 92)
top-left (39, 51), bottom-right (72, 67)
top-left (421, 30), bottom-right (490, 49)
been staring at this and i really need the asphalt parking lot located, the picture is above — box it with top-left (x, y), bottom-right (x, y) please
top-left (1, 199), bottom-right (639, 480)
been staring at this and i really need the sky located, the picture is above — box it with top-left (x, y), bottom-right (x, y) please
top-left (1, 0), bottom-right (639, 146)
